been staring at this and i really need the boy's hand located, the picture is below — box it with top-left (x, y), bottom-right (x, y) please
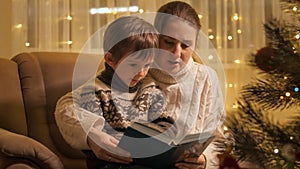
top-left (87, 128), bottom-right (133, 164)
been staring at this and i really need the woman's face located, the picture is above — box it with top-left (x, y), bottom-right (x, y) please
top-left (156, 19), bottom-right (197, 74)
top-left (111, 51), bottom-right (153, 87)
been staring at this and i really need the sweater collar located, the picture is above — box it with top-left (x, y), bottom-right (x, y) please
top-left (149, 58), bottom-right (194, 85)
top-left (97, 63), bottom-right (140, 93)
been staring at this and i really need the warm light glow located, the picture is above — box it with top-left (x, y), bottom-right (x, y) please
top-left (66, 15), bottom-right (72, 20)
top-left (208, 55), bottom-right (214, 60)
top-left (198, 14), bottom-right (203, 19)
top-left (129, 6), bottom-right (139, 12)
top-left (274, 148), bottom-right (279, 154)
top-left (232, 104), bottom-right (238, 109)
top-left (280, 96), bottom-right (284, 99)
top-left (293, 6), bottom-right (298, 11)
top-left (284, 76), bottom-right (288, 80)
top-left (228, 83), bottom-right (233, 88)
top-left (139, 9), bottom-right (144, 13)
top-left (209, 34), bottom-right (214, 39)
top-left (290, 136), bottom-right (294, 140)
top-left (15, 24), bottom-right (23, 29)
top-left (234, 59), bottom-right (241, 64)
top-left (67, 41), bottom-right (73, 45)
top-left (232, 13), bottom-right (239, 21)
top-left (296, 34), bottom-right (300, 39)
top-left (227, 35), bottom-right (233, 40)
top-left (237, 29), bottom-right (242, 34)
top-left (223, 126), bottom-right (229, 131)
top-left (25, 42), bottom-right (30, 47)
top-left (90, 6), bottom-right (139, 14)
top-left (285, 92), bottom-right (291, 97)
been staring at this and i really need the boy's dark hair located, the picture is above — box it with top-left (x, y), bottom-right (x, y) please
top-left (104, 16), bottom-right (159, 64)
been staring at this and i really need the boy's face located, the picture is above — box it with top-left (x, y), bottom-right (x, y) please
top-left (155, 19), bottom-right (197, 74)
top-left (112, 51), bottom-right (153, 87)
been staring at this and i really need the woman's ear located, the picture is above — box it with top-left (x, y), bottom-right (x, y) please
top-left (104, 52), bottom-right (115, 68)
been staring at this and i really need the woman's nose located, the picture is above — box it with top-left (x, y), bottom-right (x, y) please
top-left (172, 43), bottom-right (182, 57)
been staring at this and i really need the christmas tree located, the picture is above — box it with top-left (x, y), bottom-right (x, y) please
top-left (218, 0), bottom-right (300, 168)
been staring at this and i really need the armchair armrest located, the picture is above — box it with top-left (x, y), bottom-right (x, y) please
top-left (0, 128), bottom-right (64, 169)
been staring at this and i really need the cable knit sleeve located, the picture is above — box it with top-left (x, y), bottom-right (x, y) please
top-left (201, 66), bottom-right (226, 168)
top-left (54, 79), bottom-right (105, 150)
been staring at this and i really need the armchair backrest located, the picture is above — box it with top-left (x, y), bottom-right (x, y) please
top-left (11, 52), bottom-right (101, 169)
top-left (0, 58), bottom-right (27, 136)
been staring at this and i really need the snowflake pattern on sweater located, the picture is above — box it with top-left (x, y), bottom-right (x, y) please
top-left (79, 82), bottom-right (166, 133)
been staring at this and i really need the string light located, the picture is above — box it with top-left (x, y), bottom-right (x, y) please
top-left (232, 104), bottom-right (238, 109)
top-left (295, 34), bottom-right (300, 40)
top-left (15, 24), bottom-right (23, 29)
top-left (25, 42), bottom-right (30, 47)
top-left (274, 148), bottom-right (279, 154)
top-left (280, 96), bottom-right (284, 99)
top-left (227, 35), bottom-right (233, 40)
top-left (209, 34), bottom-right (214, 39)
top-left (292, 6), bottom-right (298, 12)
top-left (285, 92), bottom-right (291, 97)
top-left (232, 13), bottom-right (239, 21)
top-left (90, 6), bottom-right (139, 14)
top-left (61, 41), bottom-right (73, 45)
top-left (237, 29), bottom-right (242, 34)
top-left (294, 87), bottom-right (299, 92)
top-left (234, 59), bottom-right (241, 64)
top-left (66, 15), bottom-right (72, 21)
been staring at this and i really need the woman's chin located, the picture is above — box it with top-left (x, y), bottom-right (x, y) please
top-left (156, 62), bottom-right (181, 75)
top-left (165, 64), bottom-right (181, 74)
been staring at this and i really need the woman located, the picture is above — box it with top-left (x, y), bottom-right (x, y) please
top-left (143, 1), bottom-right (226, 169)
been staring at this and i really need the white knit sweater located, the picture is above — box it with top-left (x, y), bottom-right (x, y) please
top-left (143, 58), bottom-right (226, 168)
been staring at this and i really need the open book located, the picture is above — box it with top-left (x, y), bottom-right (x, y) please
top-left (118, 121), bottom-right (215, 169)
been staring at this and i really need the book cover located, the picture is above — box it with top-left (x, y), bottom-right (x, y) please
top-left (118, 121), bottom-right (215, 169)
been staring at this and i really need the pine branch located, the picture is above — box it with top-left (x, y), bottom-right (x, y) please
top-left (280, 0), bottom-right (300, 22)
top-left (264, 19), bottom-right (299, 57)
top-left (241, 76), bottom-right (300, 110)
top-left (218, 1), bottom-right (300, 168)
top-left (259, 20), bottom-right (300, 83)
top-left (224, 100), bottom-right (300, 168)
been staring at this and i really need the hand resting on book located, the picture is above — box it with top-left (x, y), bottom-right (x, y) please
top-left (87, 127), bottom-right (132, 164)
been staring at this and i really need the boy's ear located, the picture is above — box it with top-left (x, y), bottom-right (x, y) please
top-left (104, 52), bottom-right (114, 67)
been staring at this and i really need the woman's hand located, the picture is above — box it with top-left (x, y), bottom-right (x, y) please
top-left (175, 154), bottom-right (206, 169)
top-left (87, 127), bottom-right (133, 164)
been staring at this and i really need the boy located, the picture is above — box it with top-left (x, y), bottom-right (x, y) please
top-left (55, 16), bottom-right (167, 169)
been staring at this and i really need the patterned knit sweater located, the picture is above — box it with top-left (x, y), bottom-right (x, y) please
top-left (55, 75), bottom-right (167, 149)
